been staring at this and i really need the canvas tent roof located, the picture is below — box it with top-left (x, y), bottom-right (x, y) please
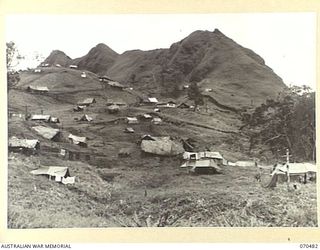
top-left (202, 151), bottom-right (224, 160)
top-left (106, 99), bottom-right (127, 106)
top-left (180, 159), bottom-right (222, 172)
top-left (148, 97), bottom-right (158, 103)
top-left (68, 134), bottom-right (87, 145)
top-left (151, 117), bottom-right (162, 124)
top-left (50, 117), bottom-right (60, 123)
top-left (73, 105), bottom-right (85, 111)
top-left (178, 102), bottom-right (191, 108)
top-left (235, 161), bottom-right (256, 167)
top-left (183, 151), bottom-right (224, 160)
top-left (107, 81), bottom-right (125, 88)
top-left (126, 117), bottom-right (138, 124)
top-left (141, 134), bottom-right (156, 141)
top-left (31, 166), bottom-right (69, 177)
top-left (99, 75), bottom-right (114, 81)
top-left (80, 114), bottom-right (93, 122)
top-left (28, 86), bottom-right (49, 92)
top-left (143, 97), bottom-right (158, 103)
top-left (31, 114), bottom-right (51, 121)
top-left (272, 163), bottom-right (317, 175)
top-left (124, 127), bottom-right (135, 133)
top-left (32, 126), bottom-right (60, 140)
top-left (143, 114), bottom-right (152, 119)
top-left (141, 137), bottom-right (184, 156)
top-left (183, 152), bottom-right (200, 160)
top-left (9, 137), bottom-right (39, 149)
top-left (107, 104), bottom-right (120, 109)
top-left (78, 98), bottom-right (96, 105)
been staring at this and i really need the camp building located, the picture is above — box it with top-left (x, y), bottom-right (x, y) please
top-left (180, 159), bottom-right (222, 174)
top-left (32, 126), bottom-right (61, 141)
top-left (68, 134), bottom-right (88, 147)
top-left (8, 137), bottom-right (40, 155)
top-left (27, 86), bottom-right (49, 94)
top-left (77, 98), bottom-right (96, 106)
top-left (30, 166), bottom-right (75, 184)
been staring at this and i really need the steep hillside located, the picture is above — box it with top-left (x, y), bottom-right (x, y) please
top-left (108, 29), bottom-right (286, 107)
top-left (42, 50), bottom-right (72, 67)
top-left (16, 67), bottom-right (102, 92)
top-left (74, 43), bottom-right (118, 74)
top-left (42, 29), bottom-right (287, 108)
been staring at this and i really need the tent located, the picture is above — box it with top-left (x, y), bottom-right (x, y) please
top-left (235, 161), bottom-right (256, 167)
top-left (32, 126), bottom-right (60, 141)
top-left (106, 100), bottom-right (127, 107)
top-left (8, 137), bottom-right (40, 154)
top-left (178, 103), bottom-right (191, 109)
top-left (183, 151), bottom-right (227, 165)
top-left (77, 98), bottom-right (96, 106)
top-left (107, 104), bottom-right (120, 113)
top-left (141, 136), bottom-right (184, 156)
top-left (73, 105), bottom-right (85, 112)
top-left (99, 75), bottom-right (114, 82)
top-left (156, 101), bottom-right (176, 108)
top-left (140, 134), bottom-right (156, 141)
top-left (107, 81), bottom-right (125, 89)
top-left (264, 162), bottom-right (317, 188)
top-left (30, 114), bottom-right (51, 122)
top-left (126, 117), bottom-right (139, 124)
top-left (151, 117), bottom-right (162, 125)
top-left (50, 117), bottom-right (60, 123)
top-left (183, 152), bottom-right (200, 160)
top-left (142, 114), bottom-right (152, 119)
top-left (27, 86), bottom-right (49, 93)
top-left (181, 159), bottom-right (222, 174)
top-left (124, 127), bottom-right (135, 133)
top-left (68, 134), bottom-right (87, 147)
top-left (142, 97), bottom-right (158, 105)
top-left (30, 166), bottom-right (75, 184)
top-left (80, 114), bottom-right (93, 122)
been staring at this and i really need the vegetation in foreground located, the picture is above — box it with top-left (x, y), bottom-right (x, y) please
top-left (8, 153), bottom-right (317, 228)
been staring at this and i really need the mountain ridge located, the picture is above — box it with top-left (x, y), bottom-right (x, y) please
top-left (43, 29), bottom-right (287, 107)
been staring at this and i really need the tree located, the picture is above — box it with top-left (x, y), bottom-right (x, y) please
top-left (245, 85), bottom-right (315, 162)
top-left (187, 82), bottom-right (204, 111)
top-left (6, 41), bottom-right (21, 89)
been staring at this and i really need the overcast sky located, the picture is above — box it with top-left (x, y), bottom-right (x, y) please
top-left (5, 13), bottom-right (316, 89)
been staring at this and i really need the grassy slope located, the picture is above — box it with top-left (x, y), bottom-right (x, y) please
top-left (8, 153), bottom-right (317, 228)
top-left (7, 69), bottom-right (317, 227)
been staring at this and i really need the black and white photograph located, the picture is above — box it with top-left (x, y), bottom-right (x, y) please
top-left (6, 12), bottom-right (316, 229)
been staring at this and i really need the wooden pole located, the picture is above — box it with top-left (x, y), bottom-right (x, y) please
top-left (286, 148), bottom-right (290, 190)
top-left (24, 105), bottom-right (29, 120)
